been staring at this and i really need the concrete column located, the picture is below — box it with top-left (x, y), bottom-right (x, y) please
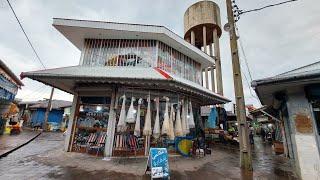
top-left (286, 88), bottom-right (320, 179)
top-left (203, 26), bottom-right (207, 53)
top-left (191, 30), bottom-right (195, 46)
top-left (105, 87), bottom-right (118, 157)
top-left (203, 26), bottom-right (209, 89)
top-left (213, 29), bottom-right (223, 95)
top-left (64, 94), bottom-right (79, 152)
top-left (209, 44), bottom-right (215, 92)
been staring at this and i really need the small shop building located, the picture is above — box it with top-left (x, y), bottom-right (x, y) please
top-left (21, 100), bottom-right (71, 130)
top-left (0, 59), bottom-right (23, 135)
top-left (21, 18), bottom-right (230, 157)
top-left (252, 60), bottom-right (320, 179)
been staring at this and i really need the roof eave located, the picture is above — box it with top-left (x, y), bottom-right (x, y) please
top-left (21, 72), bottom-right (230, 105)
top-left (0, 59), bottom-right (24, 87)
top-left (52, 18), bottom-right (215, 67)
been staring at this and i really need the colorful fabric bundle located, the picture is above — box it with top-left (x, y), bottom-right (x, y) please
top-left (117, 95), bottom-right (127, 132)
top-left (127, 134), bottom-right (138, 151)
top-left (134, 98), bottom-right (143, 137)
top-left (153, 97), bottom-right (160, 139)
top-left (143, 95), bottom-right (152, 136)
top-left (161, 97), bottom-right (170, 135)
top-left (126, 97), bottom-right (136, 123)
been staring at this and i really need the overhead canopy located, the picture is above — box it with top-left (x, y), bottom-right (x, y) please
top-left (52, 18), bottom-right (215, 68)
top-left (21, 66), bottom-right (230, 105)
top-left (252, 60), bottom-right (320, 106)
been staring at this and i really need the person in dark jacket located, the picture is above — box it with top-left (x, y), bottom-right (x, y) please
top-left (260, 128), bottom-right (266, 142)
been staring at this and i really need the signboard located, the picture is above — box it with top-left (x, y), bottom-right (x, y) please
top-left (147, 148), bottom-right (170, 179)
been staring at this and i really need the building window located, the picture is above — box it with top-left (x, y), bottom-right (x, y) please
top-left (81, 39), bottom-right (202, 84)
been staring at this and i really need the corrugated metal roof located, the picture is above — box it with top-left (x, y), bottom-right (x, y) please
top-left (252, 60), bottom-right (320, 87)
top-left (21, 66), bottom-right (166, 79)
top-left (0, 59), bottom-right (24, 87)
top-left (21, 66), bottom-right (230, 104)
top-left (29, 100), bottom-right (72, 109)
top-left (52, 18), bottom-right (215, 68)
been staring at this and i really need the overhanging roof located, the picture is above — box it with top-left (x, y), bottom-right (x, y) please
top-left (252, 60), bottom-right (320, 105)
top-left (21, 66), bottom-right (230, 105)
top-left (0, 59), bottom-right (23, 87)
top-left (52, 18), bottom-right (215, 68)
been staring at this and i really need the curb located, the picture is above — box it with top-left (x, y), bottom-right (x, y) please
top-left (0, 132), bottom-right (42, 159)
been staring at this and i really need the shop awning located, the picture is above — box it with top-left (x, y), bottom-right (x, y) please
top-left (21, 66), bottom-right (230, 105)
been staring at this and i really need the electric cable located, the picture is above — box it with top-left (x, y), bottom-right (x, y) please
top-left (239, 0), bottom-right (298, 15)
top-left (6, 0), bottom-right (46, 69)
top-left (232, 0), bottom-right (298, 22)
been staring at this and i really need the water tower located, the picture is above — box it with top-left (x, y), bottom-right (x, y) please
top-left (184, 0), bottom-right (223, 95)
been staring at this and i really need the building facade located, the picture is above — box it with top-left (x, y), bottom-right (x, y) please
top-left (22, 18), bottom-right (230, 157)
top-left (0, 59), bottom-right (23, 135)
top-left (252, 61), bottom-right (320, 179)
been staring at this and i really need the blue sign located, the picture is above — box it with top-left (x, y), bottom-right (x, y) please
top-left (149, 148), bottom-right (169, 179)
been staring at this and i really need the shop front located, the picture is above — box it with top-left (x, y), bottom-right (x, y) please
top-left (21, 18), bottom-right (230, 157)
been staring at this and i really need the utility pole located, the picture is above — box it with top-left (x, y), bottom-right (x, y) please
top-left (43, 87), bottom-right (54, 131)
top-left (226, 0), bottom-right (252, 171)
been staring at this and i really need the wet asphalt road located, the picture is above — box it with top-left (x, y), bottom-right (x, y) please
top-left (0, 133), bottom-right (63, 179)
top-left (0, 133), bottom-right (297, 180)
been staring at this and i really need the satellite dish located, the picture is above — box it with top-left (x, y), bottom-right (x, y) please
top-left (224, 23), bottom-right (231, 32)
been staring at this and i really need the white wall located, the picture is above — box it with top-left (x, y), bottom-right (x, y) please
top-left (286, 87), bottom-right (320, 179)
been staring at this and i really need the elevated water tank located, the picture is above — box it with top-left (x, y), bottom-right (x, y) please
top-left (184, 1), bottom-right (222, 48)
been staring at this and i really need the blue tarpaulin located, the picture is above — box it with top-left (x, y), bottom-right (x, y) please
top-left (207, 107), bottom-right (217, 128)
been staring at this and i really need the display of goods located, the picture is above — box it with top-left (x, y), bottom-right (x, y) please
top-left (143, 95), bottom-right (152, 136)
top-left (188, 101), bottom-right (195, 128)
top-left (134, 98), bottom-right (143, 137)
top-left (161, 97), bottom-right (170, 135)
top-left (126, 97), bottom-right (136, 123)
top-left (117, 95), bottom-right (127, 132)
top-left (153, 97), bottom-right (160, 139)
top-left (175, 102), bottom-right (183, 136)
top-left (168, 103), bottom-right (175, 140)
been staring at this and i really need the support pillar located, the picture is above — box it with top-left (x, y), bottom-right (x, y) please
top-left (105, 87), bottom-right (118, 157)
top-left (213, 29), bottom-right (223, 95)
top-left (203, 26), bottom-right (209, 89)
top-left (64, 94), bottom-right (79, 152)
top-left (191, 30), bottom-right (195, 46)
top-left (209, 44), bottom-right (216, 92)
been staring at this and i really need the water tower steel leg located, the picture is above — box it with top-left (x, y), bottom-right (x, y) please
top-left (213, 29), bottom-right (223, 95)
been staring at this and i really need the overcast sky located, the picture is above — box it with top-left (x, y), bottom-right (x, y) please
top-left (0, 0), bottom-right (319, 111)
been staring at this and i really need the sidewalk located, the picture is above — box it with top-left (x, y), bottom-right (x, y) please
top-left (0, 128), bottom-right (41, 158)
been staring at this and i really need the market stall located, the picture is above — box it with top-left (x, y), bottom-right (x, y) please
top-left (21, 18), bottom-right (230, 157)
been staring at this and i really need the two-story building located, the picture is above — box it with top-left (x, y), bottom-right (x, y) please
top-left (21, 18), bottom-right (230, 157)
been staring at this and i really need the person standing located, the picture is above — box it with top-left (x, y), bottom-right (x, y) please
top-left (260, 127), bottom-right (265, 142)
top-left (249, 125), bottom-right (254, 145)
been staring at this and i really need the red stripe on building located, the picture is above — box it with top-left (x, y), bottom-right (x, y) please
top-left (154, 68), bottom-right (172, 79)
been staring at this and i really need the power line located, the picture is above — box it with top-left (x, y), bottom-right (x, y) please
top-left (19, 84), bottom-right (49, 99)
top-left (237, 30), bottom-right (253, 82)
top-left (240, 0), bottom-right (298, 15)
top-left (240, 61), bottom-right (261, 104)
top-left (232, 0), bottom-right (298, 22)
top-left (6, 0), bottom-right (46, 69)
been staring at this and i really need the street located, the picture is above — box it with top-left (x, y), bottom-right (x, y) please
top-left (0, 133), bottom-right (297, 180)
